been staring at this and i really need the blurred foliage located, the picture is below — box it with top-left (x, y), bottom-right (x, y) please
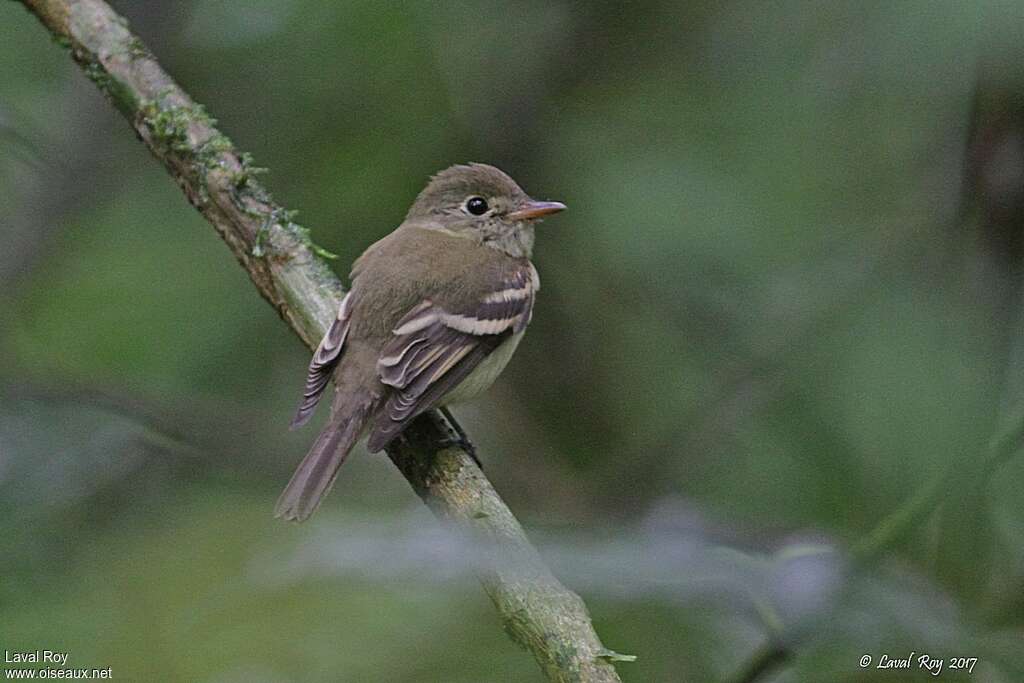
top-left (3, 1), bottom-right (1024, 681)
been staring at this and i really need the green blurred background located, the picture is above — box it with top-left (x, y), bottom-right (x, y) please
top-left (3, 1), bottom-right (1024, 681)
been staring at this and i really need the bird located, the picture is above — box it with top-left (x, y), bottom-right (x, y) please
top-left (275, 163), bottom-right (565, 522)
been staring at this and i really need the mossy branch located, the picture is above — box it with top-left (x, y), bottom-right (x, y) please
top-left (15, 1), bottom-right (626, 680)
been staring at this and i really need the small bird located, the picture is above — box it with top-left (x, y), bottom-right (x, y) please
top-left (276, 163), bottom-right (565, 521)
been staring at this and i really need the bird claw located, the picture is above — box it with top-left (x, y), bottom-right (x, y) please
top-left (438, 407), bottom-right (482, 469)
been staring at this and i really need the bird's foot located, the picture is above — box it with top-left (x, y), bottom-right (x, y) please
top-left (439, 407), bottom-right (482, 469)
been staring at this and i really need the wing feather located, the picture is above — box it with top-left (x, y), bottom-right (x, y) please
top-left (290, 293), bottom-right (352, 429)
top-left (366, 263), bottom-right (538, 451)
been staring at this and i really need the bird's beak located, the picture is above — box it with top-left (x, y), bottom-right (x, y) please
top-left (506, 200), bottom-right (567, 222)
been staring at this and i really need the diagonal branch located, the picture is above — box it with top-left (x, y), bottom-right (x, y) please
top-left (14, 1), bottom-right (627, 680)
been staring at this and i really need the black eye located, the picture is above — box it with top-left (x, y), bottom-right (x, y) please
top-left (466, 196), bottom-right (489, 215)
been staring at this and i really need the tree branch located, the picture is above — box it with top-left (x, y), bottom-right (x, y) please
top-left (15, 1), bottom-right (627, 680)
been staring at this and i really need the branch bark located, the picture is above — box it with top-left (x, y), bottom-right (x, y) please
top-left (14, 1), bottom-right (627, 680)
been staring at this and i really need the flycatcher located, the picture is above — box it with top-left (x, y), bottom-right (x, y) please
top-left (276, 163), bottom-right (565, 521)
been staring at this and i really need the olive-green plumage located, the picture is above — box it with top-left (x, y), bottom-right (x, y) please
top-left (276, 164), bottom-right (565, 522)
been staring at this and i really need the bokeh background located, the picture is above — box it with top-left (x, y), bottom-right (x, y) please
top-left (3, 1), bottom-right (1024, 681)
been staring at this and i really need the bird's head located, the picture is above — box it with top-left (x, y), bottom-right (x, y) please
top-left (406, 163), bottom-right (565, 258)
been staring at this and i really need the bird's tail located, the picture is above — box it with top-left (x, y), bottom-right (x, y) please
top-left (274, 398), bottom-right (371, 522)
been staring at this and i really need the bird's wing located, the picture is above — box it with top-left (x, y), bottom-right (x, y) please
top-left (290, 292), bottom-right (353, 428)
top-left (366, 263), bottom-right (538, 452)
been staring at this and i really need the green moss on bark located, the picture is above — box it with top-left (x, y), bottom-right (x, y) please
top-left (80, 59), bottom-right (138, 116)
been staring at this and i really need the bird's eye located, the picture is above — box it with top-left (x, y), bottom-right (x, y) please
top-left (465, 196), bottom-right (489, 216)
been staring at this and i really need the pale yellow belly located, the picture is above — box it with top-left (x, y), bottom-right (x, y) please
top-left (442, 332), bottom-right (524, 405)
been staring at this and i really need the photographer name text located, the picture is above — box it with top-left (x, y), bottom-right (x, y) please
top-left (5, 651), bottom-right (69, 666)
top-left (859, 652), bottom-right (978, 675)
